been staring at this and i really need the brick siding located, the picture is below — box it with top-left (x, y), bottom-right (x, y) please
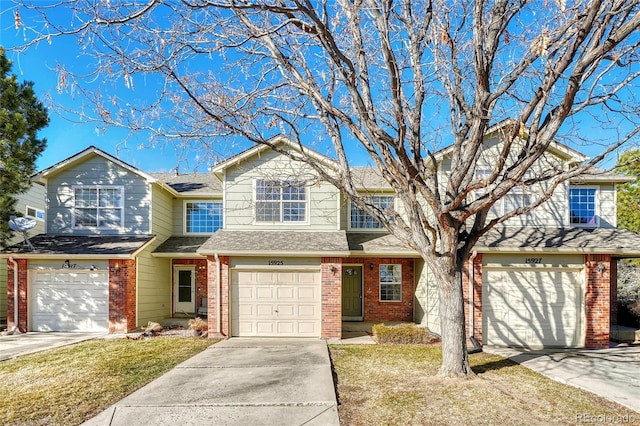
top-left (585, 254), bottom-right (612, 349)
top-left (321, 257), bottom-right (342, 339)
top-left (108, 259), bottom-right (137, 333)
top-left (7, 258), bottom-right (28, 332)
top-left (344, 257), bottom-right (414, 323)
top-left (207, 255), bottom-right (230, 338)
top-left (462, 254), bottom-right (483, 344)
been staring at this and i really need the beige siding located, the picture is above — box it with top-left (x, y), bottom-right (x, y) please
top-left (224, 150), bottom-right (339, 230)
top-left (413, 259), bottom-right (440, 334)
top-left (598, 184), bottom-right (616, 228)
top-left (1, 184), bottom-right (46, 322)
top-left (46, 155), bottom-right (151, 235)
top-left (136, 186), bottom-right (174, 326)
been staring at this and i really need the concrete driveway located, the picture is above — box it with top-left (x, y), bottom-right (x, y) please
top-left (84, 338), bottom-right (339, 426)
top-left (0, 332), bottom-right (102, 361)
top-left (486, 345), bottom-right (640, 413)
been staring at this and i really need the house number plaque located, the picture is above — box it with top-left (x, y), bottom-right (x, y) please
top-left (268, 260), bottom-right (284, 265)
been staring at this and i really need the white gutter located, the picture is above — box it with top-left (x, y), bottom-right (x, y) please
top-left (8, 257), bottom-right (19, 334)
top-left (468, 251), bottom-right (478, 339)
top-left (215, 253), bottom-right (221, 334)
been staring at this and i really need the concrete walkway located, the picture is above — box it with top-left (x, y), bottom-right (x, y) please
top-left (0, 332), bottom-right (102, 361)
top-left (84, 338), bottom-right (339, 426)
top-left (486, 345), bottom-right (640, 413)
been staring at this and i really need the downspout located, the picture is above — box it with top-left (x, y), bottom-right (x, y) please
top-left (467, 251), bottom-right (482, 354)
top-left (215, 253), bottom-right (221, 334)
top-left (7, 257), bottom-right (19, 335)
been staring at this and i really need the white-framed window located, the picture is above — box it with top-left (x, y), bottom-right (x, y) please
top-left (255, 179), bottom-right (307, 223)
top-left (73, 186), bottom-right (124, 228)
top-left (379, 264), bottom-right (402, 302)
top-left (503, 189), bottom-right (533, 215)
top-left (569, 186), bottom-right (598, 227)
top-left (350, 195), bottom-right (395, 229)
top-left (185, 201), bottom-right (223, 234)
top-left (26, 205), bottom-right (45, 221)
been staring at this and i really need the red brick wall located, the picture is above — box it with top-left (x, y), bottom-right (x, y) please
top-left (610, 259), bottom-right (618, 326)
top-left (108, 259), bottom-right (137, 333)
top-left (172, 259), bottom-right (208, 315)
top-left (207, 255), bottom-right (230, 338)
top-left (7, 259), bottom-right (28, 332)
top-left (346, 257), bottom-right (414, 323)
top-left (462, 254), bottom-right (483, 343)
top-left (585, 254), bottom-right (611, 349)
top-left (321, 258), bottom-right (342, 339)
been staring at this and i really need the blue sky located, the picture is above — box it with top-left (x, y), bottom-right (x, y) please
top-left (1, 5), bottom-right (198, 173)
top-left (0, 3), bottom-right (635, 174)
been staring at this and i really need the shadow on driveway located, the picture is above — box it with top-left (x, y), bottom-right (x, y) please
top-left (485, 344), bottom-right (640, 413)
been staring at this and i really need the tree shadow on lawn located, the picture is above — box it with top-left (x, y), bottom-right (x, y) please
top-left (470, 354), bottom-right (520, 374)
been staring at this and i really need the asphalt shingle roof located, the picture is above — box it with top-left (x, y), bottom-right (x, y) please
top-left (198, 230), bottom-right (349, 255)
top-left (346, 232), bottom-right (416, 255)
top-left (0, 234), bottom-right (155, 256)
top-left (153, 236), bottom-right (211, 254)
top-left (478, 226), bottom-right (640, 254)
top-left (150, 172), bottom-right (222, 195)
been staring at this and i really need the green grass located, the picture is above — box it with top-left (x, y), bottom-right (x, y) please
top-left (330, 345), bottom-right (640, 425)
top-left (0, 337), bottom-right (214, 426)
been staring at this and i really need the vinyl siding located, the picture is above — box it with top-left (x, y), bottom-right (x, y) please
top-left (136, 185), bottom-right (173, 326)
top-left (413, 259), bottom-right (440, 334)
top-left (1, 184), bottom-right (46, 322)
top-left (45, 155), bottom-right (151, 235)
top-left (224, 150), bottom-right (339, 230)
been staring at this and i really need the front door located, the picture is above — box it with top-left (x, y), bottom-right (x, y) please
top-left (174, 266), bottom-right (195, 314)
top-left (342, 266), bottom-right (363, 320)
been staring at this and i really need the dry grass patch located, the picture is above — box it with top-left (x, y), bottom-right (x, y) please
top-left (330, 345), bottom-right (639, 425)
top-left (0, 337), bottom-right (214, 426)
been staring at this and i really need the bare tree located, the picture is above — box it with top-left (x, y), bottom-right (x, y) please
top-left (10, 0), bottom-right (640, 376)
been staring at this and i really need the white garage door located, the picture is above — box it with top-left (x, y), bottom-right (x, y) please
top-left (231, 269), bottom-right (321, 337)
top-left (30, 270), bottom-right (109, 332)
top-left (483, 266), bottom-right (585, 348)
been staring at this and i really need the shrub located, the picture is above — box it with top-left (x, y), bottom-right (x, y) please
top-left (372, 323), bottom-right (440, 345)
top-left (188, 317), bottom-right (208, 332)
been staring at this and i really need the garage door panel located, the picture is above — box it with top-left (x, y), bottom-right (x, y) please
top-left (232, 268), bottom-right (321, 337)
top-left (483, 267), bottom-right (584, 348)
top-left (30, 270), bottom-right (108, 332)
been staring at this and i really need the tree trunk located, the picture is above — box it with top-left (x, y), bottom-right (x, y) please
top-left (437, 265), bottom-right (473, 377)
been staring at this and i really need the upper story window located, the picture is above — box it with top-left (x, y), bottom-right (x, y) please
top-left (73, 186), bottom-right (123, 228)
top-left (255, 179), bottom-right (307, 223)
top-left (350, 195), bottom-right (394, 229)
top-left (26, 206), bottom-right (45, 221)
top-left (379, 264), bottom-right (402, 302)
top-left (569, 187), bottom-right (598, 226)
top-left (503, 189), bottom-right (532, 215)
top-left (185, 201), bottom-right (223, 233)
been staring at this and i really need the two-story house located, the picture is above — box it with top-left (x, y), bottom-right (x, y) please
top-left (3, 127), bottom-right (640, 349)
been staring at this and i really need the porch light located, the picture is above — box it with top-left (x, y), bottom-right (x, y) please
top-left (597, 263), bottom-right (606, 274)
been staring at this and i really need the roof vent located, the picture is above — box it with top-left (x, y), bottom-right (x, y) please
top-left (8, 216), bottom-right (36, 251)
top-left (174, 167), bottom-right (179, 176)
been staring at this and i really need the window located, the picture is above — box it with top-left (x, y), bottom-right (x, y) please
top-left (255, 180), bottom-right (306, 223)
top-left (350, 195), bottom-right (394, 229)
top-left (73, 186), bottom-right (123, 228)
top-left (569, 187), bottom-right (598, 226)
top-left (26, 206), bottom-right (45, 221)
top-left (503, 190), bottom-right (532, 215)
top-left (379, 264), bottom-right (402, 302)
top-left (185, 201), bottom-right (223, 233)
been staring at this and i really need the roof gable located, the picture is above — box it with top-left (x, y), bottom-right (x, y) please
top-left (210, 136), bottom-right (338, 177)
top-left (434, 119), bottom-right (589, 164)
top-left (33, 146), bottom-right (158, 183)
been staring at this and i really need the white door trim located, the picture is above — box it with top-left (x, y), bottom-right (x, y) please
top-left (173, 265), bottom-right (196, 314)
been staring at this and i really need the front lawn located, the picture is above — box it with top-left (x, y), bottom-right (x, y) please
top-left (0, 337), bottom-right (214, 426)
top-left (330, 345), bottom-right (639, 425)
